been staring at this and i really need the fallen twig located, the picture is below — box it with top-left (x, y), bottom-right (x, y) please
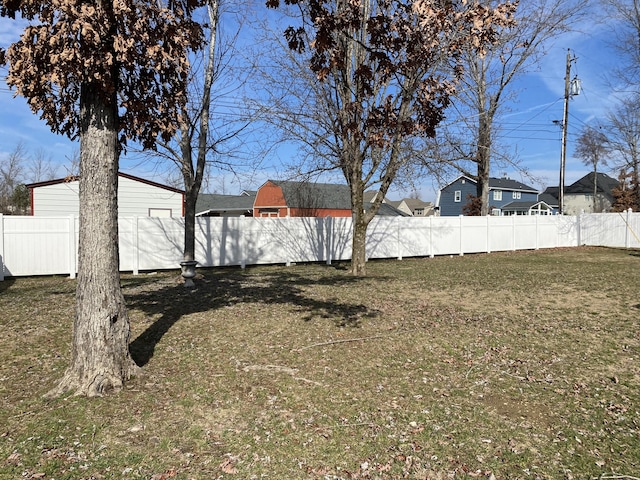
top-left (242, 364), bottom-right (323, 386)
top-left (293, 335), bottom-right (389, 352)
top-left (595, 473), bottom-right (640, 480)
top-left (596, 474), bottom-right (640, 480)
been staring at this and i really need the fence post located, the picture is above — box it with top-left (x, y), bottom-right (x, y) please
top-left (429, 216), bottom-right (434, 258)
top-left (535, 214), bottom-right (539, 250)
top-left (240, 215), bottom-right (246, 269)
top-left (459, 215), bottom-right (464, 256)
top-left (576, 212), bottom-right (582, 246)
top-left (486, 215), bottom-right (491, 254)
top-left (397, 216), bottom-right (403, 260)
top-left (285, 216), bottom-right (292, 267)
top-left (0, 214), bottom-right (4, 281)
top-left (132, 216), bottom-right (139, 275)
top-left (626, 208), bottom-right (632, 248)
top-left (325, 216), bottom-right (333, 265)
top-left (68, 215), bottom-right (77, 279)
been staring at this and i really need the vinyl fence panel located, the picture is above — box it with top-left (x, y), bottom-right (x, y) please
top-left (2, 215), bottom-right (77, 277)
top-left (2, 212), bottom-right (640, 279)
top-left (429, 216), bottom-right (464, 256)
top-left (580, 211), bottom-right (640, 248)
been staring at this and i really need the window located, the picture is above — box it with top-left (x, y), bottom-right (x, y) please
top-left (493, 190), bottom-right (502, 201)
top-left (512, 191), bottom-right (521, 200)
top-left (454, 190), bottom-right (461, 202)
top-left (149, 208), bottom-right (172, 217)
top-left (259, 208), bottom-right (279, 217)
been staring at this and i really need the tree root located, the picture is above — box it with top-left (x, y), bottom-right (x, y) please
top-left (45, 361), bottom-right (139, 398)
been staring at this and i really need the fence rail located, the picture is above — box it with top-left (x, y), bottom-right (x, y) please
top-left (2, 211), bottom-right (639, 280)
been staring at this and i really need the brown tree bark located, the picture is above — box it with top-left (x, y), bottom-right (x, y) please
top-left (349, 179), bottom-right (368, 276)
top-left (477, 113), bottom-right (492, 216)
top-left (48, 81), bottom-right (137, 397)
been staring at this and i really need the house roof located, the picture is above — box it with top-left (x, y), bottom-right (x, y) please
top-left (369, 203), bottom-right (411, 216)
top-left (501, 200), bottom-right (552, 212)
top-left (565, 172), bottom-right (619, 195)
top-left (270, 180), bottom-right (352, 210)
top-left (364, 190), bottom-right (381, 203)
top-left (196, 193), bottom-right (255, 215)
top-left (538, 192), bottom-right (559, 207)
top-left (488, 177), bottom-right (538, 193)
top-left (441, 174), bottom-right (537, 193)
top-left (26, 172), bottom-right (185, 195)
top-left (262, 180), bottom-right (407, 216)
top-left (401, 198), bottom-right (432, 209)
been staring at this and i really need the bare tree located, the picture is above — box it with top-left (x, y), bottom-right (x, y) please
top-left (1, 0), bottom-right (204, 397)
top-left (441, 0), bottom-right (589, 215)
top-left (574, 125), bottom-right (609, 211)
top-left (28, 148), bottom-right (59, 182)
top-left (146, 0), bottom-right (255, 286)
top-left (604, 0), bottom-right (640, 91)
top-left (266, 0), bottom-right (515, 276)
top-left (604, 94), bottom-right (640, 210)
top-left (1, 143), bottom-right (60, 214)
top-left (0, 142), bottom-right (26, 214)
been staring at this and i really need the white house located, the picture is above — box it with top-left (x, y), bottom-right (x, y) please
top-left (27, 172), bottom-right (185, 217)
top-left (388, 198), bottom-right (434, 216)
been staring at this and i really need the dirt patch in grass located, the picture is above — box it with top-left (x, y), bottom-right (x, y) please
top-left (1, 247), bottom-right (639, 479)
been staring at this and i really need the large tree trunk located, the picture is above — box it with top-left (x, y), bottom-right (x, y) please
top-left (48, 82), bottom-right (136, 397)
top-left (477, 114), bottom-right (491, 216)
top-left (183, 187), bottom-right (197, 265)
top-left (349, 179), bottom-right (369, 276)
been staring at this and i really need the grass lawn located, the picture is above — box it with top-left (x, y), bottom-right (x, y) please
top-left (1, 246), bottom-right (639, 479)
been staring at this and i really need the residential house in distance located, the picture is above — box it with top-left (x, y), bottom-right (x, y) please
top-left (539, 187), bottom-right (560, 213)
top-left (540, 173), bottom-right (619, 215)
top-left (363, 191), bottom-right (433, 217)
top-left (253, 180), bottom-right (407, 217)
top-left (389, 198), bottom-right (435, 217)
top-left (27, 172), bottom-right (184, 217)
top-left (436, 175), bottom-right (543, 216)
top-left (564, 172), bottom-right (619, 214)
top-left (196, 191), bottom-right (256, 217)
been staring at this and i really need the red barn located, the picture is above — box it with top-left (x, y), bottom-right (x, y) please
top-left (253, 180), bottom-right (354, 218)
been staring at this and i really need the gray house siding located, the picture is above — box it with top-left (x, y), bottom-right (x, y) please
top-left (489, 190), bottom-right (538, 211)
top-left (438, 175), bottom-right (539, 216)
top-left (438, 176), bottom-right (477, 216)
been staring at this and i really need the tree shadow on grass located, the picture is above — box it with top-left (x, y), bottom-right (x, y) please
top-left (0, 277), bottom-right (16, 294)
top-left (127, 267), bottom-right (382, 367)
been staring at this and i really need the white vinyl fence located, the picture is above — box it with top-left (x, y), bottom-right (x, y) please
top-left (1, 210), bottom-right (639, 280)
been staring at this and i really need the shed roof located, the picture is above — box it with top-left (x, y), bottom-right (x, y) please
top-left (26, 172), bottom-right (185, 195)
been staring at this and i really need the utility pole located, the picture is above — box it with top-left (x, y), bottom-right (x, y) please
top-left (559, 49), bottom-right (580, 214)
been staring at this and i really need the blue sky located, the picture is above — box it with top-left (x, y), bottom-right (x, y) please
top-left (0, 6), bottom-right (625, 202)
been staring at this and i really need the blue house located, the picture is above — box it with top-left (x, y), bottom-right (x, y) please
top-left (436, 175), bottom-right (541, 216)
